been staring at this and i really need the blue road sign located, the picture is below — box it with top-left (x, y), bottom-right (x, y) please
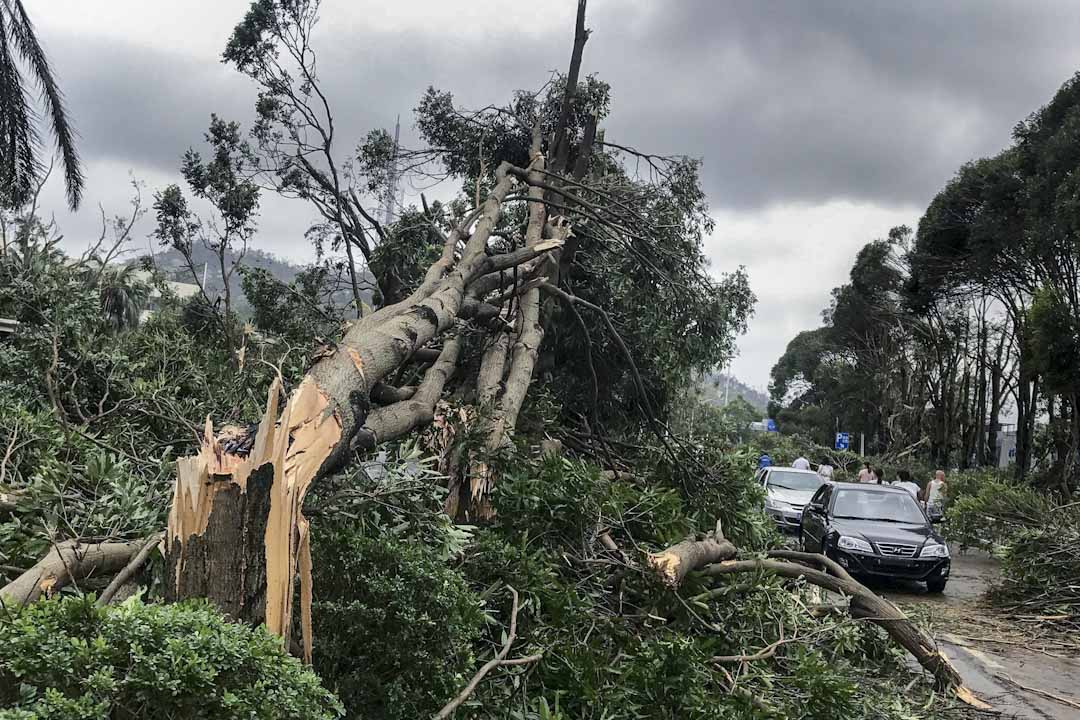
top-left (835, 432), bottom-right (850, 451)
top-left (764, 418), bottom-right (778, 433)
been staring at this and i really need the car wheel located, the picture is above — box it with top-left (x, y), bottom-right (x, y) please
top-left (926, 578), bottom-right (947, 594)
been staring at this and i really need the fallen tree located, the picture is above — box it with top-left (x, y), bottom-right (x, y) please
top-left (160, 0), bottom-right (729, 636)
top-left (1, 2), bottom-right (980, 717)
top-left (648, 528), bottom-right (991, 710)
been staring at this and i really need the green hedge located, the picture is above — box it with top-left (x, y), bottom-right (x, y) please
top-left (0, 595), bottom-right (341, 720)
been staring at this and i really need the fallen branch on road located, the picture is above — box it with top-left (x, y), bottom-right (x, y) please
top-left (649, 527), bottom-right (993, 711)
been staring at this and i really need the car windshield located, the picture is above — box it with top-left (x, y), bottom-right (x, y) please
top-left (767, 471), bottom-right (823, 492)
top-left (832, 489), bottom-right (925, 523)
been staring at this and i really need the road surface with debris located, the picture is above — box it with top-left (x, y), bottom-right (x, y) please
top-left (873, 546), bottom-right (1080, 719)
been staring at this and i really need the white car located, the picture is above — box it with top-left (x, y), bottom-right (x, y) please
top-left (755, 466), bottom-right (826, 531)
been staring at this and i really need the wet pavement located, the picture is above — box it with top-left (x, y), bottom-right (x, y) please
top-left (869, 546), bottom-right (1080, 719)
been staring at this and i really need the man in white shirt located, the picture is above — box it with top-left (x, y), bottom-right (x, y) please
top-left (792, 456), bottom-right (811, 470)
top-left (926, 470), bottom-right (947, 515)
top-left (891, 470), bottom-right (921, 499)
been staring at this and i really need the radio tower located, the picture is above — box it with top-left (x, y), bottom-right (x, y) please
top-left (381, 115), bottom-right (401, 226)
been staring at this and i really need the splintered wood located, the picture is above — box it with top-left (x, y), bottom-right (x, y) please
top-left (166, 377), bottom-right (341, 662)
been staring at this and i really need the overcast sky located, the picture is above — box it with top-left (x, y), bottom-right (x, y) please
top-left (29, 0), bottom-right (1080, 391)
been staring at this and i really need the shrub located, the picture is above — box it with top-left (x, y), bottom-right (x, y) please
top-left (0, 595), bottom-right (341, 720)
top-left (311, 530), bottom-right (483, 720)
top-left (943, 471), bottom-right (1080, 623)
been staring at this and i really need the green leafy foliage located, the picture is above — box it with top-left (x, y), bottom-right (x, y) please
top-left (0, 595), bottom-right (342, 719)
top-left (943, 470), bottom-right (1079, 624)
top-left (450, 452), bottom-right (940, 720)
top-left (310, 531), bottom-right (483, 720)
top-left (0, 223), bottom-right (283, 575)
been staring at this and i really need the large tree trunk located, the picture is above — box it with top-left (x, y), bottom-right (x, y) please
top-left (163, 162), bottom-right (570, 651)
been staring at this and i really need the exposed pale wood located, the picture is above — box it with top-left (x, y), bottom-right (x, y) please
top-left (646, 534), bottom-right (737, 587)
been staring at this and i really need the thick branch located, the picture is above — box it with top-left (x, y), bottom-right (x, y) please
top-left (702, 557), bottom-right (988, 708)
top-left (647, 527), bottom-right (990, 709)
top-left (1, 539), bottom-right (145, 606)
top-left (354, 335), bottom-right (462, 449)
top-left (646, 534), bottom-right (737, 587)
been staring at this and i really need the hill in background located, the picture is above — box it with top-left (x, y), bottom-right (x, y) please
top-left (698, 372), bottom-right (769, 412)
top-left (140, 244), bottom-right (373, 316)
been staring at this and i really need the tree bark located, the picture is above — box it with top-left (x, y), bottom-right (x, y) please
top-left (164, 163), bottom-right (566, 647)
top-left (646, 531), bottom-right (736, 587)
top-left (1, 539), bottom-right (145, 605)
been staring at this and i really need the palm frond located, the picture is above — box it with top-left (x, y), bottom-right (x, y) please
top-left (0, 0), bottom-right (82, 209)
top-left (0, 4), bottom-right (41, 208)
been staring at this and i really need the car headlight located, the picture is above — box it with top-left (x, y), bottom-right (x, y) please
top-left (837, 536), bottom-right (873, 553)
top-left (765, 497), bottom-right (792, 511)
top-left (920, 543), bottom-right (950, 558)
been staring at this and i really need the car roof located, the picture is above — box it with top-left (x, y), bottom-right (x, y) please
top-left (765, 466), bottom-right (819, 474)
top-left (827, 481), bottom-right (910, 494)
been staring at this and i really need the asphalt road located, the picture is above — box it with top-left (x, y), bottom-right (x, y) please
top-left (870, 547), bottom-right (1080, 719)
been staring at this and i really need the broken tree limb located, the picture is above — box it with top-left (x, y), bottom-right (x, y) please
top-left (646, 527), bottom-right (990, 710)
top-left (646, 526), bottom-right (737, 587)
top-left (701, 556), bottom-right (990, 709)
top-left (1, 538), bottom-right (146, 606)
top-left (433, 587), bottom-right (541, 720)
top-left (98, 531), bottom-right (164, 605)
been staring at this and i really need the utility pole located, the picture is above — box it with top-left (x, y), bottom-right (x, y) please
top-left (382, 115), bottom-right (401, 227)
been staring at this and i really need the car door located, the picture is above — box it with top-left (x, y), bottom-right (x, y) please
top-left (800, 485), bottom-right (830, 551)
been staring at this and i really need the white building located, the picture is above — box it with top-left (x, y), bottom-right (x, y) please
top-left (132, 270), bottom-right (201, 322)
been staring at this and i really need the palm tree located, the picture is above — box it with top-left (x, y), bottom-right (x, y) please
top-left (0, 0), bottom-right (83, 210)
top-left (99, 265), bottom-right (149, 331)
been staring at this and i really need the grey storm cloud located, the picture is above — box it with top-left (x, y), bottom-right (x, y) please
top-left (583, 0), bottom-right (1080, 209)
top-left (29, 0), bottom-right (1080, 389)
top-left (47, 0), bottom-right (1080, 213)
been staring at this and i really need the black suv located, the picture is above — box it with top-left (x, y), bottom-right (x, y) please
top-left (799, 481), bottom-right (950, 593)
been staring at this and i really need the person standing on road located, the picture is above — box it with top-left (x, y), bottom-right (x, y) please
top-left (892, 469), bottom-right (921, 499)
top-left (817, 463), bottom-right (834, 480)
top-left (926, 470), bottom-right (948, 516)
top-left (856, 462), bottom-right (877, 483)
top-left (792, 456), bottom-right (811, 470)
